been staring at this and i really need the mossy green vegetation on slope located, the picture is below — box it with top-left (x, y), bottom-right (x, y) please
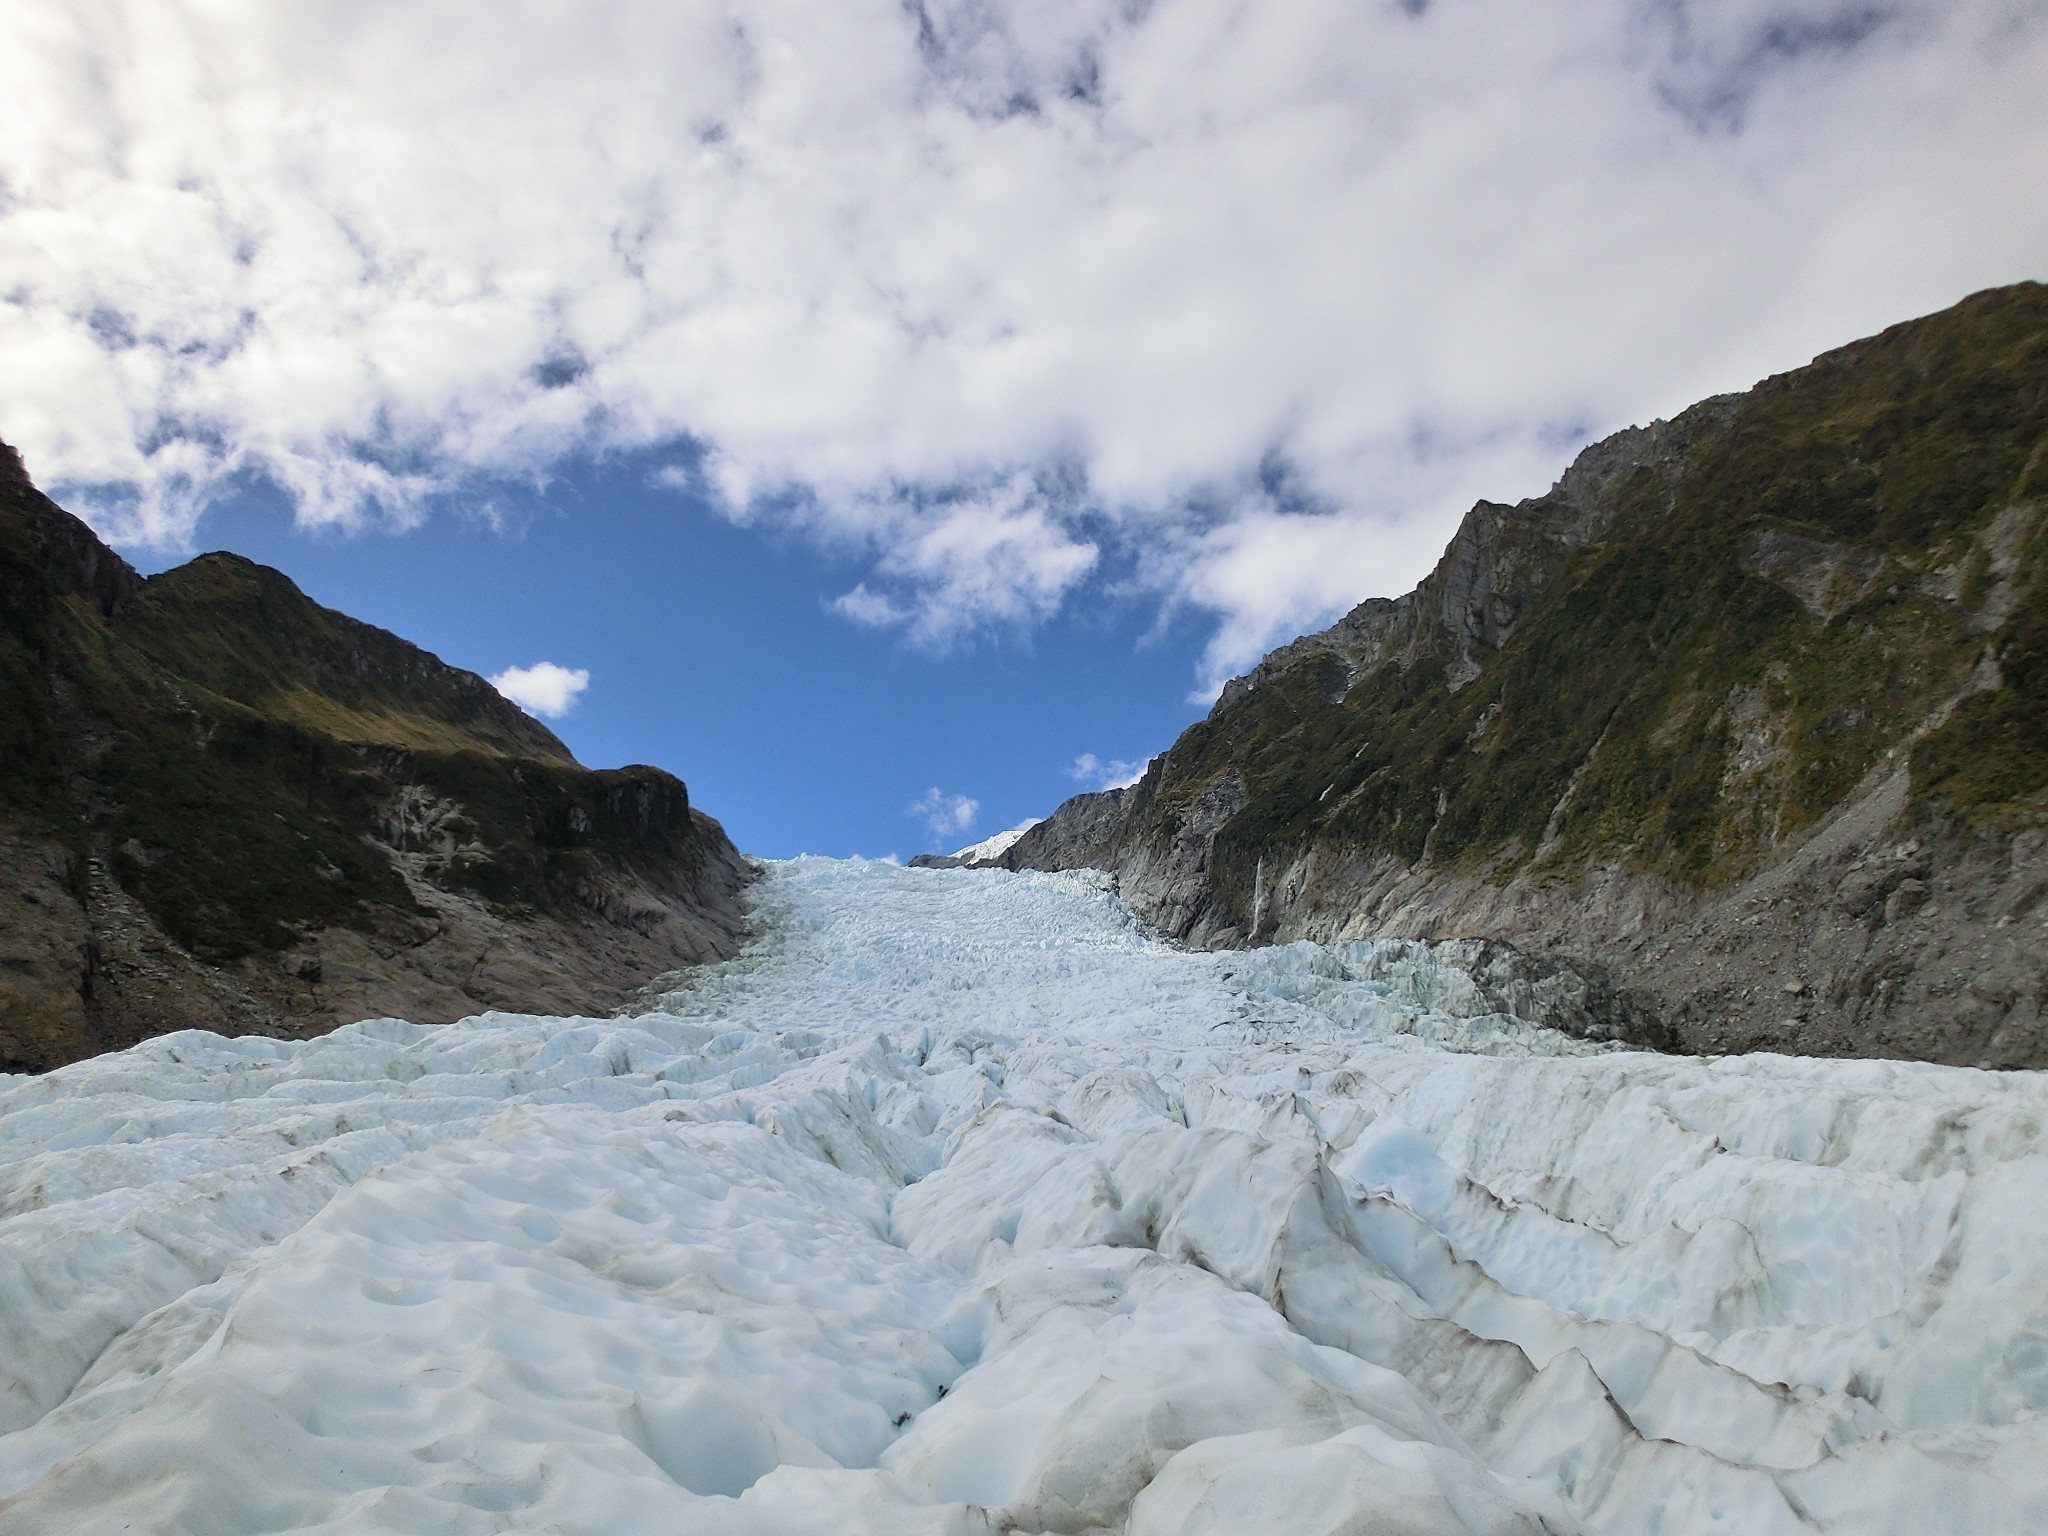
top-left (1158, 283), bottom-right (2048, 894)
top-left (0, 465), bottom-right (732, 973)
top-left (116, 552), bottom-right (575, 762)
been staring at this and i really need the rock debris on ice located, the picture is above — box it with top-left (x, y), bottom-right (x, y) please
top-left (2, 857), bottom-right (2046, 1533)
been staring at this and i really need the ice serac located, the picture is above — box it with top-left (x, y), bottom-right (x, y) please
top-left (3, 858), bottom-right (2048, 1533)
top-left (1000, 281), bottom-right (2048, 1067)
top-left (0, 443), bottom-right (753, 1072)
top-left (910, 820), bottom-right (1045, 870)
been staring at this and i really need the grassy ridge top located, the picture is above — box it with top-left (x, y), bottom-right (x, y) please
top-left (118, 551), bottom-right (575, 763)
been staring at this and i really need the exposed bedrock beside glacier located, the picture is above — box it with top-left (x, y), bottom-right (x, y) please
top-left (996, 284), bottom-right (2048, 1068)
top-left (2, 858), bottom-right (2046, 1533)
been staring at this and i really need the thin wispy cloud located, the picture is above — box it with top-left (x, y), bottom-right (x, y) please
top-left (4, 0), bottom-right (2044, 690)
top-left (490, 662), bottom-right (590, 719)
top-left (830, 584), bottom-right (907, 629)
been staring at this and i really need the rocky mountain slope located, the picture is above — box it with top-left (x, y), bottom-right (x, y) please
top-left (0, 442), bottom-right (752, 1072)
top-left (999, 281), bottom-right (2048, 1067)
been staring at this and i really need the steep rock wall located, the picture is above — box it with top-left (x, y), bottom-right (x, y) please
top-left (1002, 282), bottom-right (2048, 1066)
top-left (0, 450), bottom-right (753, 1071)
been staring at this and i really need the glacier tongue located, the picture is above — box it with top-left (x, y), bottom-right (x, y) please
top-left (2, 859), bottom-right (2047, 1533)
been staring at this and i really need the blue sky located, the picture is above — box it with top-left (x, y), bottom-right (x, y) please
top-left (9, 0), bottom-right (2048, 864)
top-left (127, 454), bottom-right (1208, 859)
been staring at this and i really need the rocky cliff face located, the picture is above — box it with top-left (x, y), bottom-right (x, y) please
top-left (1001, 281), bottom-right (2048, 1067)
top-left (0, 448), bottom-right (754, 1072)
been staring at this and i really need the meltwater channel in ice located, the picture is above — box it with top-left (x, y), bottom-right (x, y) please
top-left (4, 857), bottom-right (2048, 1534)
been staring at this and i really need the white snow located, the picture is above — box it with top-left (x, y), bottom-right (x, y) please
top-left (948, 820), bottom-right (1041, 863)
top-left (3, 857), bottom-right (2048, 1533)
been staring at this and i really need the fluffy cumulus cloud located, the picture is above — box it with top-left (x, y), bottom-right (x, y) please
top-left (4, 1), bottom-right (2047, 689)
top-left (827, 476), bottom-right (1099, 644)
top-left (909, 788), bottom-right (980, 843)
top-left (489, 661), bottom-right (590, 719)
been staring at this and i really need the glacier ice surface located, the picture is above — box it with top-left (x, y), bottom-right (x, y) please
top-left (946, 820), bottom-right (1041, 863)
top-left (3, 857), bottom-right (2048, 1533)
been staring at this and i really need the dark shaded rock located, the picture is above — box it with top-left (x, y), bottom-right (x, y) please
top-left (0, 440), bottom-right (754, 1073)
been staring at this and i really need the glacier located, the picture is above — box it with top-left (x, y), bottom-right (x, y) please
top-left (945, 820), bottom-right (1042, 864)
top-left (2, 858), bottom-right (2047, 1534)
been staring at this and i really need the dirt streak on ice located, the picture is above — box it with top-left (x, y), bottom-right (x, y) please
top-left (2, 858), bottom-right (2047, 1534)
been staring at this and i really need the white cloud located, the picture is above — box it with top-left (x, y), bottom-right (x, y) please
top-left (489, 661), bottom-right (590, 719)
top-left (909, 787), bottom-right (980, 842)
top-left (815, 476), bottom-right (1099, 645)
top-left (1069, 753), bottom-right (1149, 791)
top-left (5, 0), bottom-right (2046, 687)
top-left (829, 583), bottom-right (907, 629)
